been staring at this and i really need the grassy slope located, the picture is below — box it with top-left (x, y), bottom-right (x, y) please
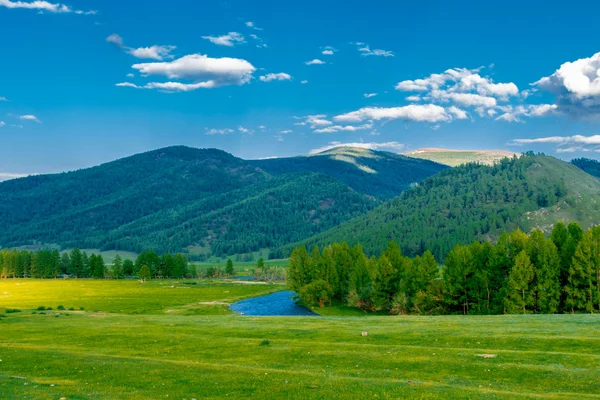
top-left (404, 148), bottom-right (518, 167)
top-left (1, 280), bottom-right (600, 399)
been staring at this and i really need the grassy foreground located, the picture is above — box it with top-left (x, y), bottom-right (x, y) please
top-left (1, 280), bottom-right (600, 399)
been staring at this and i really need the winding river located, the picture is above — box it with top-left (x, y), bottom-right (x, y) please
top-left (230, 290), bottom-right (318, 316)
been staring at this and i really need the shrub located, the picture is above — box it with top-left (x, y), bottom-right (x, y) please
top-left (299, 280), bottom-right (334, 308)
top-left (259, 339), bottom-right (270, 346)
top-left (31, 311), bottom-right (37, 314)
top-left (68, 307), bottom-right (75, 311)
top-left (46, 307), bottom-right (52, 311)
top-left (5, 309), bottom-right (21, 314)
top-left (57, 305), bottom-right (65, 310)
top-left (37, 306), bottom-right (46, 311)
top-left (79, 307), bottom-right (85, 311)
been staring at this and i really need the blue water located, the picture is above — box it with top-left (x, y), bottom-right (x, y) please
top-left (230, 290), bottom-right (318, 316)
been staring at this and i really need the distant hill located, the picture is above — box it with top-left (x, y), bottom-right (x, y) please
top-left (404, 148), bottom-right (518, 166)
top-left (571, 157), bottom-right (600, 178)
top-left (0, 146), bottom-right (441, 257)
top-left (251, 146), bottom-right (448, 198)
top-left (290, 153), bottom-right (600, 260)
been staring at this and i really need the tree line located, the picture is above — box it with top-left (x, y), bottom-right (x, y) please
top-left (0, 248), bottom-right (189, 279)
top-left (288, 221), bottom-right (600, 314)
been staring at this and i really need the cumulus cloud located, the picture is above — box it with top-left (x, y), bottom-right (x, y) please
top-left (106, 34), bottom-right (176, 61)
top-left (310, 141), bottom-right (405, 154)
top-left (19, 114), bottom-right (41, 123)
top-left (314, 123), bottom-right (373, 134)
top-left (300, 80), bottom-right (308, 84)
top-left (245, 21), bottom-right (262, 30)
top-left (357, 44), bottom-right (394, 57)
top-left (126, 54), bottom-right (256, 90)
top-left (509, 134), bottom-right (600, 153)
top-left (305, 59), bottom-right (325, 65)
top-left (334, 104), bottom-right (452, 123)
top-left (495, 104), bottom-right (558, 123)
top-left (259, 72), bottom-right (292, 82)
top-left (534, 51), bottom-right (600, 118)
top-left (238, 126), bottom-right (253, 134)
top-left (396, 67), bottom-right (520, 116)
top-left (205, 128), bottom-right (234, 135)
top-left (0, 0), bottom-right (95, 14)
top-left (295, 114), bottom-right (333, 128)
top-left (202, 32), bottom-right (245, 47)
top-left (364, 93), bottom-right (378, 98)
top-left (447, 106), bottom-right (468, 120)
top-left (322, 50), bottom-right (334, 55)
top-left (116, 81), bottom-right (216, 92)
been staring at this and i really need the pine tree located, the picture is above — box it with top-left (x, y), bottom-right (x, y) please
top-left (369, 255), bottom-right (396, 311)
top-left (505, 251), bottom-right (535, 314)
top-left (565, 231), bottom-right (595, 313)
top-left (411, 251), bottom-right (440, 314)
top-left (112, 254), bottom-right (124, 279)
top-left (225, 259), bottom-right (235, 276)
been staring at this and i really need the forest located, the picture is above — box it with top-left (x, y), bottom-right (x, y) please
top-left (292, 153), bottom-right (600, 260)
top-left (288, 221), bottom-right (600, 314)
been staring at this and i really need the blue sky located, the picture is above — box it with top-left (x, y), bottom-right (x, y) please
top-left (1, 0), bottom-right (600, 178)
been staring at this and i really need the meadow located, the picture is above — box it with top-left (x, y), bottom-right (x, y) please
top-left (1, 280), bottom-right (600, 399)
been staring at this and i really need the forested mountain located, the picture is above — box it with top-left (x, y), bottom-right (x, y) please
top-left (571, 157), bottom-right (600, 178)
top-left (251, 147), bottom-right (447, 198)
top-left (0, 145), bottom-right (440, 257)
top-left (290, 153), bottom-right (600, 260)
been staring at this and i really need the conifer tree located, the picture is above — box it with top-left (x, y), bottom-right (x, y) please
top-left (505, 250), bottom-right (534, 314)
top-left (225, 259), bottom-right (235, 277)
top-left (565, 231), bottom-right (595, 313)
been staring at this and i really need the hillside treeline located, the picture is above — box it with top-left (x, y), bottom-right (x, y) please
top-left (0, 249), bottom-right (189, 279)
top-left (288, 222), bottom-right (600, 314)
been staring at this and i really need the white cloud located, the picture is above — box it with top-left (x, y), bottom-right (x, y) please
top-left (447, 106), bottom-right (468, 120)
top-left (310, 141), bottom-right (405, 154)
top-left (245, 21), bottom-right (263, 30)
top-left (107, 34), bottom-right (176, 61)
top-left (509, 134), bottom-right (600, 153)
top-left (300, 80), bottom-right (308, 84)
top-left (202, 32), bottom-right (245, 47)
top-left (334, 104), bottom-right (452, 123)
top-left (405, 95), bottom-right (421, 102)
top-left (364, 93), bottom-right (378, 98)
top-left (128, 45), bottom-right (176, 61)
top-left (534, 51), bottom-right (600, 118)
top-left (357, 44), bottom-right (394, 57)
top-left (130, 54), bottom-right (255, 88)
top-left (116, 81), bottom-right (216, 92)
top-left (126, 73), bottom-right (134, 78)
top-left (305, 59), bottom-right (325, 65)
top-left (205, 128), bottom-right (234, 135)
top-left (0, 0), bottom-right (95, 14)
top-left (314, 123), bottom-right (373, 134)
top-left (322, 50), bottom-right (334, 55)
top-left (297, 114), bottom-right (333, 128)
top-left (0, 121), bottom-right (5, 127)
top-left (238, 126), bottom-right (253, 134)
top-left (275, 135), bottom-right (284, 142)
top-left (280, 130), bottom-right (293, 134)
top-left (106, 33), bottom-right (124, 47)
top-left (249, 33), bottom-right (267, 48)
top-left (19, 114), bottom-right (41, 123)
top-left (259, 72), bottom-right (292, 82)
top-left (495, 104), bottom-right (558, 123)
top-left (431, 90), bottom-right (497, 108)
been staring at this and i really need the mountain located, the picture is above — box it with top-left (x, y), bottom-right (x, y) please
top-left (571, 157), bottom-right (600, 178)
top-left (290, 153), bottom-right (600, 260)
top-left (0, 145), bottom-right (441, 257)
top-left (251, 146), bottom-right (448, 198)
top-left (404, 148), bottom-right (518, 166)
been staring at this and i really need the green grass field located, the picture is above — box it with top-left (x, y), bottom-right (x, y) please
top-left (1, 280), bottom-right (599, 399)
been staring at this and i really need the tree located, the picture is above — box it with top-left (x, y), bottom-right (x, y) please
top-left (505, 251), bottom-right (534, 314)
top-left (139, 265), bottom-right (151, 281)
top-left (112, 254), bottom-right (124, 279)
top-left (299, 279), bottom-right (333, 308)
top-left (225, 259), bottom-right (235, 276)
top-left (565, 231), bottom-right (596, 313)
top-left (68, 248), bottom-right (83, 277)
top-left (123, 259), bottom-right (134, 276)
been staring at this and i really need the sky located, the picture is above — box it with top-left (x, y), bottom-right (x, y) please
top-left (1, 0), bottom-right (600, 179)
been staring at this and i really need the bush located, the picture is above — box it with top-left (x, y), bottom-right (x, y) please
top-left (57, 305), bottom-right (65, 310)
top-left (79, 307), bottom-right (85, 311)
top-left (259, 339), bottom-right (270, 346)
top-left (299, 280), bottom-right (334, 308)
top-left (68, 307), bottom-right (75, 311)
top-left (31, 311), bottom-right (37, 314)
top-left (5, 309), bottom-right (21, 314)
top-left (46, 307), bottom-right (52, 311)
top-left (37, 306), bottom-right (46, 311)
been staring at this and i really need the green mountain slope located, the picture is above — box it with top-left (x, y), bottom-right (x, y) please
top-left (291, 153), bottom-right (600, 260)
top-left (571, 157), bottom-right (600, 178)
top-left (0, 146), bottom-right (387, 256)
top-left (251, 146), bottom-right (448, 198)
top-left (404, 148), bottom-right (518, 166)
